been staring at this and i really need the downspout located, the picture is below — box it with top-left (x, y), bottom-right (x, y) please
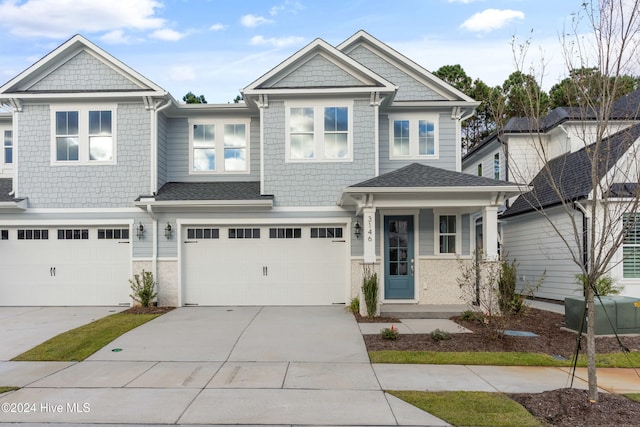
top-left (149, 96), bottom-right (171, 194)
top-left (257, 95), bottom-right (268, 194)
top-left (574, 200), bottom-right (589, 294)
top-left (370, 92), bottom-right (381, 177)
top-left (146, 204), bottom-right (158, 282)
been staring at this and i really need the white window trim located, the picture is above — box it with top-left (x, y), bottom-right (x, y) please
top-left (50, 104), bottom-right (117, 166)
top-left (284, 99), bottom-right (354, 163)
top-left (434, 211), bottom-right (461, 256)
top-left (388, 113), bottom-right (439, 160)
top-left (188, 118), bottom-right (251, 175)
top-left (2, 127), bottom-right (12, 166)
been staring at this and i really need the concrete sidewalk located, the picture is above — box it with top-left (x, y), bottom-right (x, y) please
top-left (2, 304), bottom-right (640, 426)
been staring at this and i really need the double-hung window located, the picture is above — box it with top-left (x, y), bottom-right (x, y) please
top-left (189, 120), bottom-right (249, 173)
top-left (494, 153), bottom-right (500, 179)
top-left (389, 114), bottom-right (438, 159)
top-left (285, 101), bottom-right (352, 162)
top-left (436, 214), bottom-right (458, 255)
top-left (3, 130), bottom-right (12, 164)
top-left (623, 213), bottom-right (640, 278)
top-left (51, 105), bottom-right (116, 164)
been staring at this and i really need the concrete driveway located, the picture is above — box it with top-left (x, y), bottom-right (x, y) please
top-left (0, 306), bottom-right (447, 425)
top-left (0, 306), bottom-right (126, 361)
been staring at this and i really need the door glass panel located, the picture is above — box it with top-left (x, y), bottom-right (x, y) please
top-left (388, 219), bottom-right (410, 276)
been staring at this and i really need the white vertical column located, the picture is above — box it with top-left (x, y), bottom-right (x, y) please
top-left (363, 207), bottom-right (377, 263)
top-left (482, 206), bottom-right (499, 260)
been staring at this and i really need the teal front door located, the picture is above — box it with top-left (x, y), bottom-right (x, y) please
top-left (384, 216), bottom-right (415, 299)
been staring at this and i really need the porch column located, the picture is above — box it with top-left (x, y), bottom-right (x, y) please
top-left (363, 207), bottom-right (377, 263)
top-left (482, 206), bottom-right (499, 260)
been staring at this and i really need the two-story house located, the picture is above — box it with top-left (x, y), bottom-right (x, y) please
top-left (0, 31), bottom-right (521, 307)
top-left (463, 92), bottom-right (640, 302)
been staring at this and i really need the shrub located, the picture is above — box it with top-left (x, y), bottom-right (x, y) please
top-left (460, 310), bottom-right (480, 321)
top-left (381, 325), bottom-right (399, 340)
top-left (498, 258), bottom-right (524, 314)
top-left (348, 297), bottom-right (360, 314)
top-left (362, 264), bottom-right (378, 318)
top-left (576, 274), bottom-right (623, 296)
top-left (430, 328), bottom-right (452, 341)
top-left (129, 270), bottom-right (157, 307)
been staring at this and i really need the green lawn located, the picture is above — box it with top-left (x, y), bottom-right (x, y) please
top-left (0, 386), bottom-right (19, 394)
top-left (388, 390), bottom-right (543, 427)
top-left (370, 350), bottom-right (640, 368)
top-left (11, 312), bottom-right (161, 362)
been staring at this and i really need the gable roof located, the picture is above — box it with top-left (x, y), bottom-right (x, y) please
top-left (338, 30), bottom-right (476, 103)
top-left (502, 122), bottom-right (640, 217)
top-left (242, 36), bottom-right (397, 98)
top-left (0, 34), bottom-right (166, 98)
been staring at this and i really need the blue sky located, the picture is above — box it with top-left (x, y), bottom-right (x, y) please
top-left (0, 0), bottom-right (585, 103)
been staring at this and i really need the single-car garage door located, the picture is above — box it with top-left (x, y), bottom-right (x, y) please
top-left (183, 224), bottom-right (348, 305)
top-left (0, 226), bottom-right (131, 306)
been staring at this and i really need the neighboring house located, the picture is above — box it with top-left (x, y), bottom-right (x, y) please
top-left (462, 92), bottom-right (640, 301)
top-left (0, 31), bottom-right (521, 307)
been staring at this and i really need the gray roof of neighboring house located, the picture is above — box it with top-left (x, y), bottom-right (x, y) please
top-left (349, 162), bottom-right (519, 188)
top-left (502, 123), bottom-right (640, 218)
top-left (462, 131), bottom-right (499, 161)
top-left (607, 183), bottom-right (640, 198)
top-left (149, 181), bottom-right (273, 201)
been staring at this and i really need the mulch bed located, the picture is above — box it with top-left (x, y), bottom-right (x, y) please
top-left (122, 306), bottom-right (175, 315)
top-left (360, 307), bottom-right (640, 426)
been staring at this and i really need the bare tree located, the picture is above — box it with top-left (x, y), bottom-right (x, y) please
top-left (504, 0), bottom-right (640, 402)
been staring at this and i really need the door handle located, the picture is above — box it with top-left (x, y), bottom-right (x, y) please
top-left (50, 267), bottom-right (56, 277)
top-left (410, 259), bottom-right (414, 276)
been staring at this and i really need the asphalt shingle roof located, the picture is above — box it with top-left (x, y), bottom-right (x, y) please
top-left (502, 123), bottom-right (640, 217)
top-left (150, 181), bottom-right (273, 201)
top-left (349, 162), bottom-right (519, 188)
top-left (0, 179), bottom-right (21, 203)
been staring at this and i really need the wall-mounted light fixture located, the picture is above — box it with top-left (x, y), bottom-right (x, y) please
top-left (353, 220), bottom-right (361, 239)
top-left (164, 222), bottom-right (173, 239)
top-left (136, 222), bottom-right (145, 239)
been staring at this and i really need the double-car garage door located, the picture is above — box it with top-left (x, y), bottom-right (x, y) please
top-left (182, 224), bottom-right (348, 306)
top-left (0, 226), bottom-right (130, 306)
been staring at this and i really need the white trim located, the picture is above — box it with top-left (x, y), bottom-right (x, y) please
top-left (0, 219), bottom-right (133, 226)
top-left (272, 206), bottom-right (351, 213)
top-left (434, 210), bottom-right (462, 256)
top-left (387, 113), bottom-right (439, 160)
top-left (50, 103), bottom-right (117, 166)
top-left (178, 217), bottom-right (348, 226)
top-left (187, 118), bottom-right (251, 175)
top-left (157, 257), bottom-right (178, 262)
top-left (24, 207), bottom-right (143, 213)
top-left (284, 100), bottom-right (354, 163)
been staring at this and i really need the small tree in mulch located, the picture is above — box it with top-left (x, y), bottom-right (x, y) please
top-left (129, 270), bottom-right (157, 307)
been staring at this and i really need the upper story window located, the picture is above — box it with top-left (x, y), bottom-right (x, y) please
top-left (285, 101), bottom-right (352, 162)
top-left (623, 213), bottom-right (640, 278)
top-left (477, 163), bottom-right (482, 176)
top-left (389, 114), bottom-right (438, 159)
top-left (494, 153), bottom-right (500, 179)
top-left (189, 120), bottom-right (249, 174)
top-left (51, 105), bottom-right (116, 165)
top-left (3, 130), bottom-right (12, 164)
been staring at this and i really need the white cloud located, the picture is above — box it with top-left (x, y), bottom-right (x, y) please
top-left (448, 0), bottom-right (482, 3)
top-left (240, 14), bottom-right (273, 28)
top-left (101, 30), bottom-right (134, 44)
top-left (460, 9), bottom-right (525, 33)
top-left (210, 23), bottom-right (227, 31)
top-left (250, 35), bottom-right (304, 48)
top-left (0, 0), bottom-right (165, 38)
top-left (150, 28), bottom-right (187, 41)
top-left (269, 1), bottom-right (304, 16)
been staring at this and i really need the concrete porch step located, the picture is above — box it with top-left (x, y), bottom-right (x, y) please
top-left (380, 304), bottom-right (472, 319)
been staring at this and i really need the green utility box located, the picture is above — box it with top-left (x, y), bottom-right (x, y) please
top-left (565, 296), bottom-right (640, 335)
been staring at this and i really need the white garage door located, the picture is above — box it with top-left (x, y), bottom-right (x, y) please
top-left (183, 224), bottom-right (348, 305)
top-left (0, 226), bottom-right (131, 306)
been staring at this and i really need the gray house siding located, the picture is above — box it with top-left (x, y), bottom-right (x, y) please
top-left (17, 102), bottom-right (150, 208)
top-left (157, 113), bottom-right (168, 188)
top-left (345, 45), bottom-right (446, 102)
top-left (379, 113), bottom-right (457, 175)
top-left (272, 54), bottom-right (365, 88)
top-left (30, 51), bottom-right (141, 92)
top-left (419, 209), bottom-right (435, 256)
top-left (263, 99), bottom-right (375, 206)
top-left (164, 116), bottom-right (260, 183)
top-left (502, 207), bottom-right (582, 301)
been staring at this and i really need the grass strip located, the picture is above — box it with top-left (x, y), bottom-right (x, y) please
top-left (626, 393), bottom-right (640, 403)
top-left (0, 387), bottom-right (19, 394)
top-left (388, 390), bottom-right (543, 427)
top-left (370, 350), bottom-right (640, 367)
top-left (11, 313), bottom-right (160, 362)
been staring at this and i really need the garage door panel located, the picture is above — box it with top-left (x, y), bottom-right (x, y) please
top-left (0, 227), bottom-right (130, 306)
top-left (183, 225), bottom-right (347, 306)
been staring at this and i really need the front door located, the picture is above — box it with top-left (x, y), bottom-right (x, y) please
top-left (384, 216), bottom-right (415, 299)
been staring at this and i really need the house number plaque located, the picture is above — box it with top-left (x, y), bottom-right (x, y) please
top-left (363, 208), bottom-right (376, 263)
